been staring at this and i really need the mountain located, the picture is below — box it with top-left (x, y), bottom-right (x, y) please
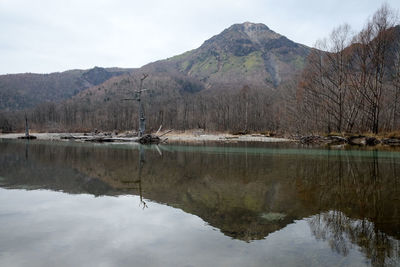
top-left (71, 22), bottom-right (312, 108)
top-left (142, 22), bottom-right (311, 89)
top-left (0, 22), bottom-right (314, 133)
top-left (0, 67), bottom-right (133, 111)
top-left (0, 23), bottom-right (310, 112)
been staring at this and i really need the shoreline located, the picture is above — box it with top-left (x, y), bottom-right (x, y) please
top-left (2, 132), bottom-right (400, 150)
top-left (0, 132), bottom-right (292, 143)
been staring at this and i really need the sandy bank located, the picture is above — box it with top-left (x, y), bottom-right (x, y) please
top-left (162, 133), bottom-right (291, 143)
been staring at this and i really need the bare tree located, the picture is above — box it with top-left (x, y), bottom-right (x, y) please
top-left (351, 4), bottom-right (397, 134)
top-left (391, 43), bottom-right (400, 130)
top-left (299, 4), bottom-right (399, 134)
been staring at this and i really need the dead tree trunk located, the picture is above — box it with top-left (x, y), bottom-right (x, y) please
top-left (25, 114), bottom-right (29, 138)
top-left (137, 74), bottom-right (148, 137)
top-left (18, 113), bottom-right (37, 139)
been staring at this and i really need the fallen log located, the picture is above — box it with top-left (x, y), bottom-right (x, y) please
top-left (18, 135), bottom-right (37, 140)
top-left (61, 135), bottom-right (138, 142)
top-left (84, 137), bottom-right (115, 142)
top-left (61, 131), bottom-right (168, 145)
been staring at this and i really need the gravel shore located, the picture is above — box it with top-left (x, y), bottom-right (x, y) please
top-left (0, 132), bottom-right (291, 143)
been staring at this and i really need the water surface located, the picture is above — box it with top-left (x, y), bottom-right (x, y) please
top-left (0, 140), bottom-right (399, 266)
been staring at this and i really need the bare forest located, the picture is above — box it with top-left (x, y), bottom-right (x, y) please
top-left (294, 4), bottom-right (400, 134)
top-left (0, 4), bottom-right (399, 136)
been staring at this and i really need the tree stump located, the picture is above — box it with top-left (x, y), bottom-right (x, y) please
top-left (138, 134), bottom-right (160, 144)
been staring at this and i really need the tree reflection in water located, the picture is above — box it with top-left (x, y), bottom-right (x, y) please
top-left (308, 210), bottom-right (400, 266)
top-left (0, 140), bottom-right (400, 265)
top-left (302, 150), bottom-right (400, 266)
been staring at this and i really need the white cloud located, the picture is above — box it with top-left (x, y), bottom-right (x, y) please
top-left (0, 0), bottom-right (399, 74)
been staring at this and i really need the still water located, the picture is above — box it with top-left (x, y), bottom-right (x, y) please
top-left (0, 139), bottom-right (399, 266)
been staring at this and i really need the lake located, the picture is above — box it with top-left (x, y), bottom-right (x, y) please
top-left (0, 139), bottom-right (399, 266)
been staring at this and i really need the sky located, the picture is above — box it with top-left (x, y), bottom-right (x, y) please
top-left (1, 0), bottom-right (399, 74)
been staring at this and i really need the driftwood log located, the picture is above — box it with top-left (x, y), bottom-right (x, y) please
top-left (60, 131), bottom-right (169, 145)
top-left (18, 135), bottom-right (37, 140)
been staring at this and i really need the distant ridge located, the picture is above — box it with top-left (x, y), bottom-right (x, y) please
top-left (0, 67), bottom-right (133, 111)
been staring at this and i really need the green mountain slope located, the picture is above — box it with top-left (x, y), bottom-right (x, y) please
top-left (142, 22), bottom-right (310, 89)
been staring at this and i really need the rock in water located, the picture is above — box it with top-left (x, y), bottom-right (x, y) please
top-left (348, 136), bottom-right (367, 146)
top-left (366, 137), bottom-right (380, 146)
top-left (382, 138), bottom-right (400, 146)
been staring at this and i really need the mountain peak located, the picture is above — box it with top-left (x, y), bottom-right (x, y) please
top-left (242, 21), bottom-right (260, 27)
top-left (226, 22), bottom-right (282, 42)
top-left (233, 21), bottom-right (270, 31)
top-left (144, 22), bottom-right (311, 89)
top-left (201, 22), bottom-right (284, 52)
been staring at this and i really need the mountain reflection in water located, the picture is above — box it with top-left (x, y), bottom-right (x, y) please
top-left (0, 140), bottom-right (399, 266)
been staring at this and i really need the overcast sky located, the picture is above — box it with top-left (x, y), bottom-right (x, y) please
top-left (1, 0), bottom-right (399, 74)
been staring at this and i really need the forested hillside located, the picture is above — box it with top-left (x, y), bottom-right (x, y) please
top-left (0, 67), bottom-right (132, 111)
